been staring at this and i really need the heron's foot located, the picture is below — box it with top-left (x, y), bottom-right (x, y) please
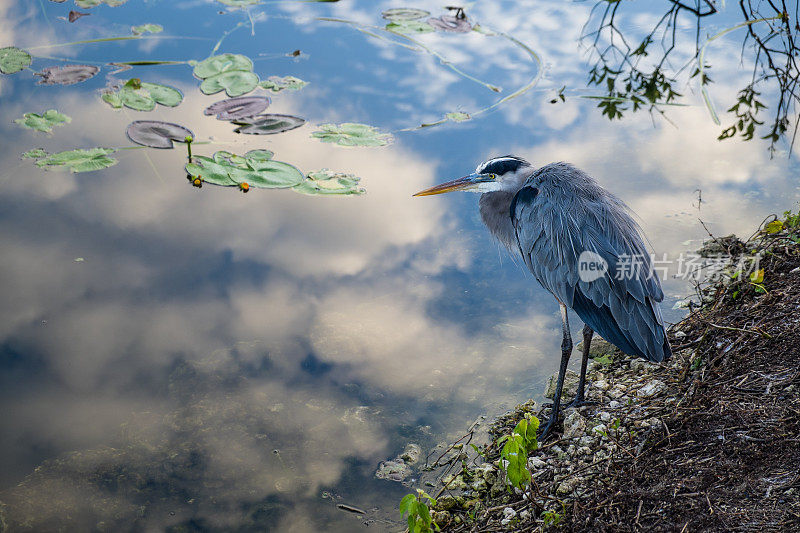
top-left (538, 414), bottom-right (559, 441)
top-left (564, 395), bottom-right (597, 409)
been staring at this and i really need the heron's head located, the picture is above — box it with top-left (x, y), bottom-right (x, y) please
top-left (413, 156), bottom-right (532, 196)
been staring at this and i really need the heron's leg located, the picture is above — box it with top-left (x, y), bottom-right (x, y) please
top-left (565, 325), bottom-right (597, 408)
top-left (540, 304), bottom-right (572, 441)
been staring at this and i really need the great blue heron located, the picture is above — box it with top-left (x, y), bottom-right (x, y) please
top-left (414, 156), bottom-right (671, 439)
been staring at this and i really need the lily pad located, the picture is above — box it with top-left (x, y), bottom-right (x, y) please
top-left (385, 20), bottom-right (435, 34)
top-left (200, 70), bottom-right (259, 97)
top-left (381, 8), bottom-right (430, 21)
top-left (32, 148), bottom-right (118, 173)
top-left (193, 53), bottom-right (253, 78)
top-left (185, 150), bottom-right (304, 189)
top-left (233, 114), bottom-right (305, 135)
top-left (75, 0), bottom-right (128, 7)
top-left (204, 96), bottom-right (269, 120)
top-left (259, 76), bottom-right (308, 92)
top-left (35, 65), bottom-right (99, 85)
top-left (311, 122), bottom-right (393, 147)
top-left (131, 24), bottom-right (163, 35)
top-left (293, 169), bottom-right (365, 196)
top-left (126, 120), bottom-right (193, 149)
top-left (15, 109), bottom-right (71, 133)
top-left (427, 15), bottom-right (472, 33)
top-left (102, 79), bottom-right (183, 111)
top-left (22, 148), bottom-right (48, 159)
top-left (0, 47), bottom-right (32, 75)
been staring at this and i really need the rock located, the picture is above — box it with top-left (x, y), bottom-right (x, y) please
top-left (579, 435), bottom-right (596, 447)
top-left (556, 477), bottom-right (581, 494)
top-left (520, 509), bottom-right (531, 521)
top-left (400, 443), bottom-right (422, 464)
top-left (674, 330), bottom-right (687, 338)
top-left (528, 457), bottom-right (546, 470)
top-left (638, 380), bottom-right (666, 398)
top-left (629, 359), bottom-right (649, 372)
top-left (433, 511), bottom-right (451, 528)
top-left (599, 411), bottom-right (611, 422)
top-left (437, 496), bottom-right (459, 511)
top-left (593, 379), bottom-right (610, 391)
top-left (576, 335), bottom-right (617, 358)
top-left (544, 369), bottom-right (580, 400)
top-left (608, 386), bottom-right (626, 399)
top-left (608, 400), bottom-right (621, 409)
top-left (475, 464), bottom-right (497, 486)
top-left (562, 410), bottom-right (586, 439)
top-left (375, 459), bottom-right (411, 482)
top-left (441, 473), bottom-right (468, 490)
top-left (503, 507), bottom-right (517, 519)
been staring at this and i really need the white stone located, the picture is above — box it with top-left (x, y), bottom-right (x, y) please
top-left (593, 379), bottom-right (610, 391)
top-left (503, 507), bottom-right (517, 519)
top-left (638, 380), bottom-right (666, 398)
top-left (599, 411), bottom-right (611, 422)
top-left (608, 400), bottom-right (621, 409)
top-left (528, 457), bottom-right (546, 470)
top-left (562, 410), bottom-right (586, 439)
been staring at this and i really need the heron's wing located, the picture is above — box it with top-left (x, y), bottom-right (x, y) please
top-left (511, 166), bottom-right (671, 362)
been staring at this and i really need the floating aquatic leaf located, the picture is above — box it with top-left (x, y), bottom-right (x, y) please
top-left (126, 120), bottom-right (193, 149)
top-left (15, 109), bottom-right (71, 133)
top-left (102, 79), bottom-right (183, 111)
top-left (259, 75), bottom-right (308, 92)
top-left (427, 15), bottom-right (472, 33)
top-left (67, 11), bottom-right (90, 22)
top-left (193, 53), bottom-right (258, 97)
top-left (233, 114), bottom-right (305, 135)
top-left (446, 111), bottom-right (471, 122)
top-left (381, 8), bottom-right (430, 21)
top-left (193, 53), bottom-right (253, 79)
top-left (185, 150), bottom-right (304, 189)
top-left (74, 0), bottom-right (128, 7)
top-left (204, 96), bottom-right (269, 120)
top-left (33, 148), bottom-right (118, 173)
top-left (22, 148), bottom-right (48, 159)
top-left (311, 122), bottom-right (393, 147)
top-left (200, 70), bottom-right (259, 97)
top-left (0, 47), bottom-right (32, 75)
top-left (385, 20), bottom-right (435, 34)
top-left (293, 169), bottom-right (365, 196)
top-left (131, 23), bottom-right (163, 35)
top-left (35, 64), bottom-right (99, 85)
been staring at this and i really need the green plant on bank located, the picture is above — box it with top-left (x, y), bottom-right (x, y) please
top-left (498, 414), bottom-right (539, 491)
top-left (399, 489), bottom-right (439, 533)
top-left (542, 509), bottom-right (563, 527)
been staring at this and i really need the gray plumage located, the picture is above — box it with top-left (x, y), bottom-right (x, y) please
top-left (480, 160), bottom-right (671, 363)
top-left (414, 155), bottom-right (671, 438)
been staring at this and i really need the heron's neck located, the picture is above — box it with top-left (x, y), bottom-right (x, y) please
top-left (479, 191), bottom-right (517, 249)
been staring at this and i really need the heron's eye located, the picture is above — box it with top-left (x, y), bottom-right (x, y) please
top-left (489, 173), bottom-right (497, 180)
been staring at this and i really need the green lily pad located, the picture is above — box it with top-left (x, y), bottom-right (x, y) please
top-left (22, 148), bottom-right (48, 159)
top-left (102, 79), bottom-right (183, 111)
top-left (193, 54), bottom-right (258, 97)
top-left (32, 148), bottom-right (118, 173)
top-left (293, 169), bottom-right (365, 196)
top-left (131, 24), bottom-right (163, 35)
top-left (311, 123), bottom-right (393, 147)
top-left (75, 0), bottom-right (128, 7)
top-left (385, 20), bottom-right (435, 34)
top-left (200, 71), bottom-right (259, 97)
top-left (0, 46), bottom-right (32, 75)
top-left (15, 109), bottom-right (71, 133)
top-left (259, 76), bottom-right (308, 92)
top-left (193, 53), bottom-right (253, 79)
top-left (381, 8), bottom-right (430, 21)
top-left (185, 150), bottom-right (304, 189)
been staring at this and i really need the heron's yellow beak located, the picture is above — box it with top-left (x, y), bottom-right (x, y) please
top-left (413, 173), bottom-right (494, 196)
